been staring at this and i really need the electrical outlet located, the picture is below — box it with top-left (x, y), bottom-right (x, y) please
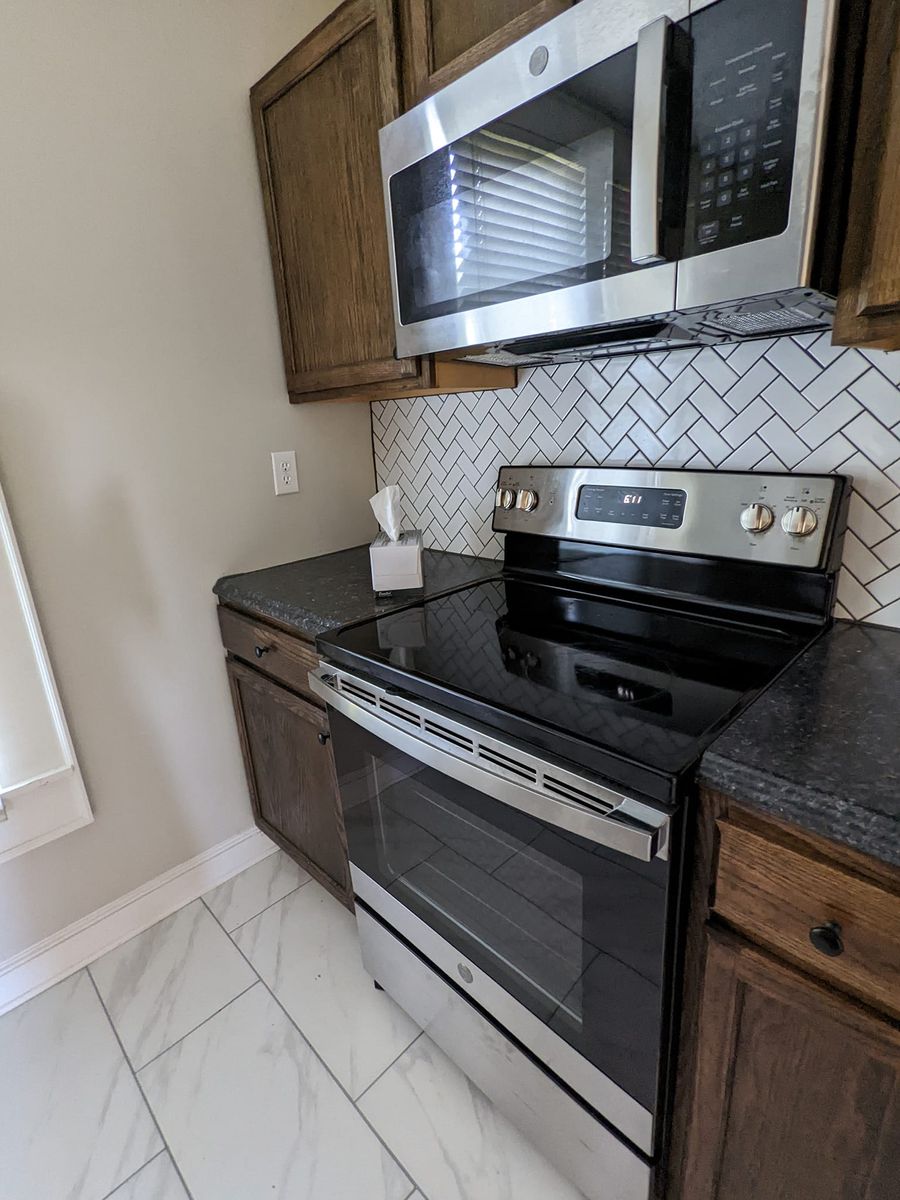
top-left (271, 450), bottom-right (299, 495)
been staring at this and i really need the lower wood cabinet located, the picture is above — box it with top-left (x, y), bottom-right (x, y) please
top-left (226, 658), bottom-right (352, 908)
top-left (670, 792), bottom-right (900, 1200)
top-left (681, 930), bottom-right (900, 1200)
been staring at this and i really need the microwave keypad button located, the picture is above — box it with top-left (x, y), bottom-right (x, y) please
top-left (739, 124), bottom-right (757, 142)
top-left (720, 130), bottom-right (738, 149)
top-left (701, 156), bottom-right (717, 174)
top-left (738, 144), bottom-right (755, 163)
top-left (698, 221), bottom-right (720, 243)
top-left (718, 170), bottom-right (735, 188)
top-left (761, 157), bottom-right (781, 174)
top-left (718, 149), bottom-right (736, 168)
top-left (736, 184), bottom-right (752, 201)
top-left (716, 190), bottom-right (733, 207)
top-left (701, 136), bottom-right (718, 156)
top-left (700, 176), bottom-right (716, 195)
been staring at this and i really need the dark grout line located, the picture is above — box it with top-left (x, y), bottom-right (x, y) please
top-left (85, 969), bottom-right (197, 1200)
top-left (221, 874), bottom-right (313, 936)
top-left (96, 1148), bottom-right (166, 1200)
top-left (201, 884), bottom-right (431, 1199)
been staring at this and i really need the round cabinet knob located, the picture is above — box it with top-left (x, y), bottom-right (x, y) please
top-left (516, 489), bottom-right (539, 512)
top-left (781, 505), bottom-right (818, 537)
top-left (809, 921), bottom-right (844, 958)
top-left (317, 731), bottom-right (330, 746)
top-left (740, 503), bottom-right (775, 533)
top-left (495, 487), bottom-right (516, 510)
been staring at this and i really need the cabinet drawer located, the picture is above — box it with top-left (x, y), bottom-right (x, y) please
top-left (218, 606), bottom-right (319, 702)
top-left (714, 820), bottom-right (900, 1017)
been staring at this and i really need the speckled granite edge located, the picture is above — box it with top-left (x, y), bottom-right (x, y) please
top-left (699, 753), bottom-right (900, 870)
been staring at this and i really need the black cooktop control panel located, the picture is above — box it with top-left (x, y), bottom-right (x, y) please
top-left (684, 0), bottom-right (806, 257)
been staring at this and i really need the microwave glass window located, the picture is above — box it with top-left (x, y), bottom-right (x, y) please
top-left (684, 0), bottom-right (806, 256)
top-left (389, 46), bottom-right (641, 326)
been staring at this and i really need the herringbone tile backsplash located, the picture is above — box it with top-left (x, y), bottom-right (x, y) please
top-left (371, 332), bottom-right (900, 628)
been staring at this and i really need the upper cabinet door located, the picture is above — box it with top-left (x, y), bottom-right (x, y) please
top-left (833, 0), bottom-right (900, 350)
top-left (250, 0), bottom-right (419, 398)
top-left (398, 0), bottom-right (574, 108)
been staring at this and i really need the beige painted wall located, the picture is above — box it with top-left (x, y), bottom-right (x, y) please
top-left (0, 0), bottom-right (376, 960)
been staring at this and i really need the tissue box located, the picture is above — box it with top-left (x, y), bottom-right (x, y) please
top-left (370, 530), bottom-right (423, 593)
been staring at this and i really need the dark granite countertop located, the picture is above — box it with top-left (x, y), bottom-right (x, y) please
top-left (214, 544), bottom-right (499, 641)
top-left (700, 621), bottom-right (900, 870)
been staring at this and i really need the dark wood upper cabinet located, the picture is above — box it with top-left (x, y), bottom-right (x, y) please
top-left (833, 0), bottom-right (900, 350)
top-left (250, 0), bottom-right (514, 403)
top-left (226, 658), bottom-right (353, 908)
top-left (681, 930), bottom-right (900, 1200)
top-left (398, 0), bottom-right (573, 107)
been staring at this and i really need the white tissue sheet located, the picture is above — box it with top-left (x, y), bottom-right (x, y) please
top-left (369, 484), bottom-right (402, 542)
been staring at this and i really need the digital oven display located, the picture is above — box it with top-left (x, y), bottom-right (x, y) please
top-left (575, 486), bottom-right (687, 529)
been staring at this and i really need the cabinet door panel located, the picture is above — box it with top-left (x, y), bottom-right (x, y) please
top-left (833, 0), bottom-right (900, 348)
top-left (683, 930), bottom-right (900, 1200)
top-left (251, 0), bottom-right (423, 396)
top-left (227, 660), bottom-right (352, 906)
top-left (400, 0), bottom-right (572, 106)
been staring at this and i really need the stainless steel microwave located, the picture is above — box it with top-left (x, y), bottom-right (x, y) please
top-left (379, 0), bottom-right (862, 365)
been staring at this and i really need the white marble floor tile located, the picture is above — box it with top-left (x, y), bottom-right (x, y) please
top-left (233, 883), bottom-right (420, 1098)
top-left (358, 1036), bottom-right (587, 1200)
top-left (203, 850), bottom-right (309, 932)
top-left (139, 983), bottom-right (412, 1200)
top-left (0, 971), bottom-right (161, 1200)
top-left (90, 898), bottom-right (255, 1069)
top-left (106, 1151), bottom-right (188, 1200)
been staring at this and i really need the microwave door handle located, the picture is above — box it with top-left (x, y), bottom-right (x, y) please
top-left (631, 16), bottom-right (671, 265)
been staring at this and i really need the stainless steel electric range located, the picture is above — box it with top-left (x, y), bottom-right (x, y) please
top-left (310, 467), bottom-right (849, 1200)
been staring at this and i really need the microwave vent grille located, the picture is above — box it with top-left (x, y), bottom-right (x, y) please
top-left (702, 306), bottom-right (829, 337)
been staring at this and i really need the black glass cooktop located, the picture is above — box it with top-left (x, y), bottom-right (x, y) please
top-left (319, 576), bottom-right (814, 799)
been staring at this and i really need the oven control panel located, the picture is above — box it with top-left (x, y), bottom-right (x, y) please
top-left (492, 467), bottom-right (847, 569)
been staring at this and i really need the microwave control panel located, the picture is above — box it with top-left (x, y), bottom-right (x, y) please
top-left (683, 0), bottom-right (806, 258)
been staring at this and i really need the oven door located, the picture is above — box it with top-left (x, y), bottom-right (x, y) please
top-left (379, 0), bottom-right (691, 358)
top-left (310, 666), bottom-right (677, 1160)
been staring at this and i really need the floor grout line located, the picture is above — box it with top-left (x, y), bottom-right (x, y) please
top-left (132, 979), bottom-right (259, 1072)
top-left (221, 874), bottom-right (313, 936)
top-left (200, 888), bottom-right (431, 1199)
top-left (84, 968), bottom-right (197, 1200)
top-left (354, 1028), bottom-right (425, 1106)
top-left (96, 1148), bottom-right (166, 1200)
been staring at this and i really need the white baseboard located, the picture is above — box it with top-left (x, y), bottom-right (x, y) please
top-left (0, 826), bottom-right (278, 1017)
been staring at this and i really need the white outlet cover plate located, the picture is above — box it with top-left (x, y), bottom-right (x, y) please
top-left (271, 450), bottom-right (298, 495)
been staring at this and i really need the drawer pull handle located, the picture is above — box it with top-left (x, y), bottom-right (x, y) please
top-left (809, 921), bottom-right (844, 958)
top-left (317, 731), bottom-right (330, 746)
top-left (254, 645), bottom-right (270, 658)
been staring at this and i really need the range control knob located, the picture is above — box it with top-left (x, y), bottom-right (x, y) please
top-left (740, 503), bottom-right (775, 533)
top-left (495, 486), bottom-right (516, 510)
top-left (781, 505), bottom-right (818, 537)
top-left (516, 489), bottom-right (539, 512)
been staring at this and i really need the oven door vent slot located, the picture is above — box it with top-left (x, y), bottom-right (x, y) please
top-left (544, 774), bottom-right (615, 815)
top-left (339, 679), bottom-right (377, 706)
top-left (423, 719), bottom-right (475, 752)
top-left (477, 745), bottom-right (538, 783)
top-left (378, 697), bottom-right (420, 726)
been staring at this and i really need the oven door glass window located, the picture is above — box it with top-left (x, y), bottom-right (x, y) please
top-left (389, 46), bottom-right (646, 327)
top-left (330, 708), bottom-right (670, 1113)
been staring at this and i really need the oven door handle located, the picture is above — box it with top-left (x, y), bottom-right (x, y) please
top-left (631, 16), bottom-right (671, 265)
top-left (309, 667), bottom-right (669, 863)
